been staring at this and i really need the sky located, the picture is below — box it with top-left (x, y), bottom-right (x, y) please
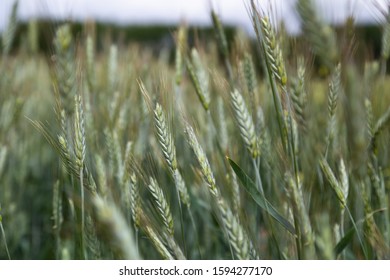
top-left (0, 0), bottom-right (389, 35)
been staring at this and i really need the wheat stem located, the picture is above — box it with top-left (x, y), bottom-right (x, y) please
top-left (0, 203), bottom-right (11, 260)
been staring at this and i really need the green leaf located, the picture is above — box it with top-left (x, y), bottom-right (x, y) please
top-left (228, 157), bottom-right (296, 235)
top-left (334, 227), bottom-right (355, 256)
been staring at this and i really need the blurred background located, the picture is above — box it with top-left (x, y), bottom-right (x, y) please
top-left (0, 0), bottom-right (389, 35)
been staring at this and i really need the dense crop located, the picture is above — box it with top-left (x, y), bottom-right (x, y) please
top-left (0, 0), bottom-right (390, 259)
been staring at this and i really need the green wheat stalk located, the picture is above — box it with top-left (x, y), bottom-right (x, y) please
top-left (0, 203), bottom-right (11, 260)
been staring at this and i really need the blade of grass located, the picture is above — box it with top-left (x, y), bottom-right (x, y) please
top-left (228, 157), bottom-right (295, 235)
top-left (334, 226), bottom-right (355, 257)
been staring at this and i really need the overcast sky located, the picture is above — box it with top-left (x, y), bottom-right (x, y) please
top-left (0, 0), bottom-right (389, 35)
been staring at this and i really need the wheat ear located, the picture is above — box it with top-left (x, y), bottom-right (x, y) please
top-left (291, 58), bottom-right (307, 130)
top-left (93, 195), bottom-right (140, 259)
top-left (147, 177), bottom-right (174, 236)
top-left (230, 89), bottom-right (259, 158)
top-left (325, 64), bottom-right (341, 158)
top-left (175, 24), bottom-right (187, 85)
top-left (74, 94), bottom-right (86, 259)
top-left (186, 49), bottom-right (210, 111)
top-left (184, 122), bottom-right (253, 259)
top-left (184, 123), bottom-right (217, 194)
top-left (129, 173), bottom-right (141, 230)
top-left (153, 102), bottom-right (190, 206)
top-left (54, 24), bottom-right (76, 116)
top-left (143, 225), bottom-right (174, 260)
top-left (154, 103), bottom-right (177, 172)
top-left (285, 173), bottom-right (315, 259)
top-left (296, 0), bottom-right (338, 70)
top-left (1, 1), bottom-right (18, 57)
top-left (260, 17), bottom-right (287, 87)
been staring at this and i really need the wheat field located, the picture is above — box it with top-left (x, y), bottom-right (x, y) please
top-left (0, 0), bottom-right (390, 260)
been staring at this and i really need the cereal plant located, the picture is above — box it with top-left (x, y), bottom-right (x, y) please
top-left (0, 0), bottom-right (389, 259)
